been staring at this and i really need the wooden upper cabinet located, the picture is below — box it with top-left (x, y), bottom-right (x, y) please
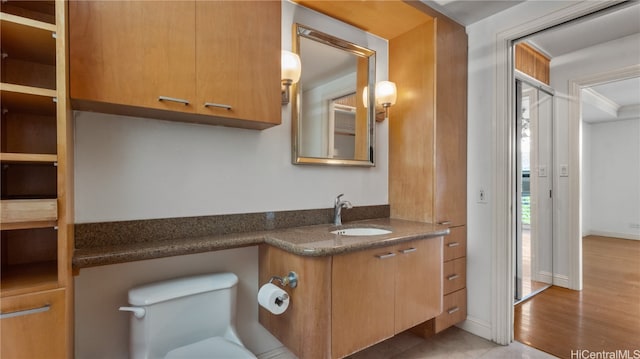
top-left (69, 0), bottom-right (146, 108)
top-left (142, 1), bottom-right (196, 113)
top-left (389, 17), bottom-right (467, 227)
top-left (515, 43), bottom-right (550, 85)
top-left (69, 0), bottom-right (281, 129)
top-left (195, 1), bottom-right (280, 125)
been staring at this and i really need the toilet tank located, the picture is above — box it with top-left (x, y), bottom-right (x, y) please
top-left (126, 272), bottom-right (241, 359)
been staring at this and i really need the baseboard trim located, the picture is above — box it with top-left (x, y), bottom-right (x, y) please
top-left (538, 271), bottom-right (569, 288)
top-left (457, 315), bottom-right (492, 341)
top-left (585, 230), bottom-right (640, 241)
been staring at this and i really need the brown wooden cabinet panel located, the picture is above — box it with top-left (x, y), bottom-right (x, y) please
top-left (142, 1), bottom-right (196, 113)
top-left (69, 0), bottom-right (146, 108)
top-left (443, 257), bottom-right (466, 295)
top-left (258, 245), bottom-right (332, 359)
top-left (332, 246), bottom-right (396, 358)
top-left (389, 17), bottom-right (467, 227)
top-left (395, 238), bottom-right (443, 333)
top-left (196, 1), bottom-right (280, 125)
top-left (389, 15), bottom-right (468, 337)
top-left (0, 288), bottom-right (67, 358)
top-left (443, 226), bottom-right (466, 261)
top-left (69, 0), bottom-right (281, 129)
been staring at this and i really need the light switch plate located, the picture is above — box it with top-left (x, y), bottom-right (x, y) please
top-left (560, 164), bottom-right (569, 177)
top-left (538, 165), bottom-right (547, 177)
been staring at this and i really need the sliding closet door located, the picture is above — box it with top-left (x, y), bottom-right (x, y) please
top-left (515, 78), bottom-right (554, 303)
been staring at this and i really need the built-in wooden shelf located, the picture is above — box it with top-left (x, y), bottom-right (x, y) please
top-left (0, 261), bottom-right (58, 297)
top-left (0, 12), bottom-right (56, 65)
top-left (0, 1), bottom-right (56, 25)
top-left (1, 83), bottom-right (57, 115)
top-left (0, 153), bottom-right (57, 163)
top-left (0, 199), bottom-right (57, 227)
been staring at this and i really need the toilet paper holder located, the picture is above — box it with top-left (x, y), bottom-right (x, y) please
top-left (268, 271), bottom-right (298, 289)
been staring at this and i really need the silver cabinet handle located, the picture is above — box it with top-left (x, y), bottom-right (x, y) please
top-left (447, 242), bottom-right (460, 247)
top-left (399, 247), bottom-right (417, 254)
top-left (204, 102), bottom-right (232, 110)
top-left (438, 221), bottom-right (452, 225)
top-left (375, 252), bottom-right (396, 259)
top-left (1, 304), bottom-right (50, 319)
top-left (447, 274), bottom-right (460, 281)
top-left (158, 96), bottom-right (189, 105)
top-left (447, 306), bottom-right (460, 314)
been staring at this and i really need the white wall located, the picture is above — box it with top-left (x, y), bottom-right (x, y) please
top-left (584, 118), bottom-right (640, 239)
top-left (464, 0), bottom-right (573, 340)
top-left (466, 3), bottom-right (639, 341)
top-left (74, 2), bottom-right (389, 358)
top-left (551, 33), bottom-right (640, 265)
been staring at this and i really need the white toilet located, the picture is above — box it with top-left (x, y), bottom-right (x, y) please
top-left (120, 272), bottom-right (256, 359)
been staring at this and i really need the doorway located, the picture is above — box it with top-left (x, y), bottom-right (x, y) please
top-left (514, 74), bottom-right (554, 303)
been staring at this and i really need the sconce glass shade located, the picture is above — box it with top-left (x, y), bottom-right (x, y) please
top-left (281, 50), bottom-right (302, 83)
top-left (375, 81), bottom-right (397, 107)
top-left (362, 86), bottom-right (368, 108)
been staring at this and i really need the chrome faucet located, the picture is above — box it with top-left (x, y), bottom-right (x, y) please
top-left (333, 194), bottom-right (353, 226)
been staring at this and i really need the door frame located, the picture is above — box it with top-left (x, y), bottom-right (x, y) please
top-left (567, 64), bottom-right (640, 290)
top-left (491, 0), bottom-right (624, 345)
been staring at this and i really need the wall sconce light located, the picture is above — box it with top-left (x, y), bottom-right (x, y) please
top-left (282, 50), bottom-right (301, 105)
top-left (363, 81), bottom-right (398, 121)
top-left (375, 81), bottom-right (397, 120)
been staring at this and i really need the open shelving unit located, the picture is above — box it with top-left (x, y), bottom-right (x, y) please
top-left (1, 1), bottom-right (72, 357)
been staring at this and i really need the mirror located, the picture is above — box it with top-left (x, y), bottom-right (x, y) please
top-left (291, 24), bottom-right (376, 166)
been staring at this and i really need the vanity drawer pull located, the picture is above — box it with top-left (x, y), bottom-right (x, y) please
top-left (0, 304), bottom-right (50, 319)
top-left (447, 306), bottom-right (460, 315)
top-left (399, 247), bottom-right (417, 254)
top-left (438, 221), bottom-right (452, 225)
top-left (447, 242), bottom-right (460, 247)
top-left (204, 102), bottom-right (232, 110)
top-left (158, 96), bottom-right (189, 105)
top-left (447, 274), bottom-right (460, 281)
top-left (375, 252), bottom-right (396, 259)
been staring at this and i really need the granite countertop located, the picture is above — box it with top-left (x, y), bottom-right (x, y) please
top-left (263, 218), bottom-right (449, 256)
top-left (73, 217), bottom-right (449, 269)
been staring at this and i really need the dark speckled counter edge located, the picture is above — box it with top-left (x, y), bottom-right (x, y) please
top-left (72, 206), bottom-right (448, 269)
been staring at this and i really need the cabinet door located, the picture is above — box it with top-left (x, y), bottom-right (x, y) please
top-left (332, 247), bottom-right (395, 358)
top-left (434, 17), bottom-right (467, 227)
top-left (395, 238), bottom-right (442, 333)
top-left (195, 1), bottom-right (281, 125)
top-left (1, 288), bottom-right (67, 358)
top-left (69, 1), bottom-right (196, 113)
top-left (141, 1), bottom-right (196, 112)
top-left (69, 0), bottom-right (145, 107)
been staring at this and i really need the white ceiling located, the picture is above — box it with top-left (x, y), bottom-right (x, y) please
top-left (421, 0), bottom-right (639, 124)
top-left (528, 3), bottom-right (640, 57)
top-left (420, 0), bottom-right (524, 26)
top-left (581, 77), bottom-right (640, 123)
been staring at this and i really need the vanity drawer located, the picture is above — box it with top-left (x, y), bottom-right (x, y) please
top-left (443, 257), bottom-right (466, 295)
top-left (1, 288), bottom-right (67, 358)
top-left (434, 288), bottom-right (467, 333)
top-left (443, 226), bottom-right (466, 261)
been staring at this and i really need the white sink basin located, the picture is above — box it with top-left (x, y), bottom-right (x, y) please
top-left (331, 228), bottom-right (392, 236)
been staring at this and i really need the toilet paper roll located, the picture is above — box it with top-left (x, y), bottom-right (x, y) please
top-left (258, 283), bottom-right (290, 315)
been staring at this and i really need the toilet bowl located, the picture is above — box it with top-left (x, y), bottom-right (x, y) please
top-left (120, 272), bottom-right (256, 359)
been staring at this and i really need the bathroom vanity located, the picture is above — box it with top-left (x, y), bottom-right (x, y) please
top-left (258, 219), bottom-right (447, 359)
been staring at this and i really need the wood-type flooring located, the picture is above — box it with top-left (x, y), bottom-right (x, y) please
top-left (515, 235), bottom-right (640, 358)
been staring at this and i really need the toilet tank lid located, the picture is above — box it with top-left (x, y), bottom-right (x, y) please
top-left (128, 273), bottom-right (239, 306)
